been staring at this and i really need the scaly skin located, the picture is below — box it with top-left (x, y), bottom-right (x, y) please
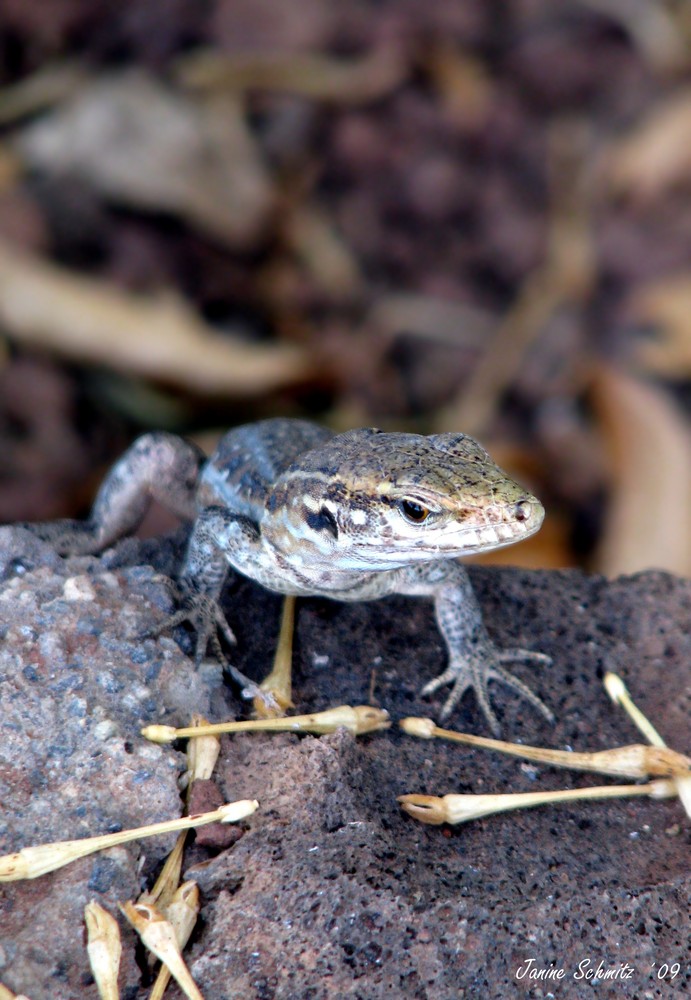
top-left (14, 418), bottom-right (553, 732)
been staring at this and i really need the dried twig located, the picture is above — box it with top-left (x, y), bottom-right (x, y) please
top-left (143, 704), bottom-right (391, 743)
top-left (437, 120), bottom-right (595, 435)
top-left (176, 46), bottom-right (408, 104)
top-left (0, 801), bottom-right (258, 882)
top-left (253, 595), bottom-right (297, 717)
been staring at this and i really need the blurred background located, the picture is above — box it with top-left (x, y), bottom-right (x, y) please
top-left (0, 0), bottom-right (689, 577)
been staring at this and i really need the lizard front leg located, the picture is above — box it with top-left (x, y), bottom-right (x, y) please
top-left (397, 561), bottom-right (553, 734)
top-left (163, 505), bottom-right (275, 707)
top-left (17, 432), bottom-right (204, 554)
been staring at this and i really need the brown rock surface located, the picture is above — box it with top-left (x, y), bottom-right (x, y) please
top-left (0, 533), bottom-right (688, 998)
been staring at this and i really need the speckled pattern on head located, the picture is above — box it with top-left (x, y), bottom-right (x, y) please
top-left (249, 424), bottom-right (543, 574)
top-left (272, 425), bottom-right (531, 515)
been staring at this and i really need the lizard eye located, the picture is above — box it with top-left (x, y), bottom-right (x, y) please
top-left (400, 499), bottom-right (430, 524)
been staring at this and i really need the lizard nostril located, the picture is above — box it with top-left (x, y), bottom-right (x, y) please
top-left (514, 500), bottom-right (532, 522)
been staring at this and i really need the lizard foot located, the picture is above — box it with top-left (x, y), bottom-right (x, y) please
top-left (420, 647), bottom-right (553, 735)
top-left (148, 590), bottom-right (237, 663)
top-left (142, 586), bottom-right (287, 712)
top-left (138, 588), bottom-right (251, 683)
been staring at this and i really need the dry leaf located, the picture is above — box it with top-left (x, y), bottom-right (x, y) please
top-left (0, 239), bottom-right (312, 394)
top-left (590, 365), bottom-right (691, 576)
top-left (605, 87), bottom-right (691, 200)
top-left (176, 46), bottom-right (407, 104)
top-left (14, 70), bottom-right (273, 247)
top-left (630, 273), bottom-right (691, 377)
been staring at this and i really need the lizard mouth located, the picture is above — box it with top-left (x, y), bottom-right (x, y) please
top-left (394, 496), bottom-right (544, 556)
top-left (344, 497), bottom-right (545, 567)
top-left (440, 498), bottom-right (545, 552)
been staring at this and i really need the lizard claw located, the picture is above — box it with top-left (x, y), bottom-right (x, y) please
top-left (137, 584), bottom-right (291, 712)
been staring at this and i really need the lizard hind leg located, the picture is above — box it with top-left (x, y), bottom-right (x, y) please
top-left (17, 432), bottom-right (205, 555)
top-left (84, 431), bottom-right (204, 548)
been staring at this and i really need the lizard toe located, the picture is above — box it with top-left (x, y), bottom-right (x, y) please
top-left (420, 661), bottom-right (501, 734)
top-left (486, 656), bottom-right (554, 724)
top-left (421, 643), bottom-right (553, 733)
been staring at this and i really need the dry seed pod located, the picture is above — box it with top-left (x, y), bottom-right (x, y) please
top-left (84, 901), bottom-right (122, 1000)
top-left (142, 706), bottom-right (390, 742)
top-left (119, 902), bottom-right (204, 1000)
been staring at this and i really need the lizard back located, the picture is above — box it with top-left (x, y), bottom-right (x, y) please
top-left (197, 419), bottom-right (334, 523)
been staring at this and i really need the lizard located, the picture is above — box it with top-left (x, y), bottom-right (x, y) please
top-left (13, 418), bottom-right (553, 733)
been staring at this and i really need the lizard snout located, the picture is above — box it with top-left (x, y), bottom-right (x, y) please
top-left (510, 497), bottom-right (544, 535)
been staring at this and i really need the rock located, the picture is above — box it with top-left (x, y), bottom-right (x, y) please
top-left (0, 543), bottom-right (224, 998)
top-left (0, 536), bottom-right (688, 998)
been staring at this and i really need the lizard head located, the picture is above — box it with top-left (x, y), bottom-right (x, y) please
top-left (264, 428), bottom-right (544, 571)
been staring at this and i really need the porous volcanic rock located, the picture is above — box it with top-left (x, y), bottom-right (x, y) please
top-left (0, 529), bottom-right (688, 999)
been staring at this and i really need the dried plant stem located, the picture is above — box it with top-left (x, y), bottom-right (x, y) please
top-left (0, 801), bottom-right (257, 882)
top-left (139, 832), bottom-right (187, 909)
top-left (254, 595), bottom-right (296, 717)
top-left (400, 779), bottom-right (677, 825)
top-left (400, 717), bottom-right (690, 778)
top-left (604, 671), bottom-right (691, 818)
top-left (604, 672), bottom-right (667, 747)
top-left (143, 705), bottom-right (390, 743)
